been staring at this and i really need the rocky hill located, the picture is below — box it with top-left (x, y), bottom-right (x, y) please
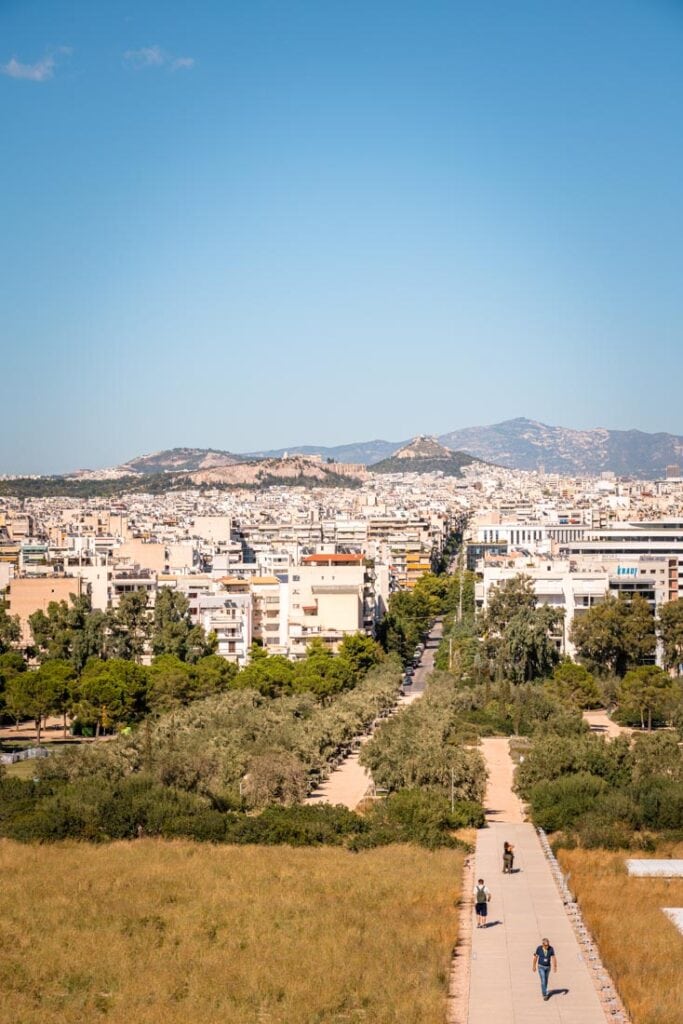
top-left (438, 418), bottom-right (683, 477)
top-left (189, 455), bottom-right (366, 488)
top-left (117, 447), bottom-right (243, 475)
top-left (370, 436), bottom-right (479, 476)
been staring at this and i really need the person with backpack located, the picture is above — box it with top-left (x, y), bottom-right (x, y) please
top-left (532, 938), bottom-right (557, 1000)
top-left (473, 878), bottom-right (491, 928)
top-left (503, 841), bottom-right (514, 873)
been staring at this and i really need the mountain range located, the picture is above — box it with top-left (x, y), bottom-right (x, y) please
top-left (250, 417), bottom-right (683, 478)
top-left (77, 418), bottom-right (683, 480)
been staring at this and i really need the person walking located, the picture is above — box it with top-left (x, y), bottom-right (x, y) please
top-left (473, 878), bottom-right (491, 928)
top-left (532, 938), bottom-right (557, 1000)
top-left (503, 841), bottom-right (514, 873)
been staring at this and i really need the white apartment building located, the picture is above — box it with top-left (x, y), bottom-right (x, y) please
top-left (560, 519), bottom-right (683, 603)
top-left (198, 583), bottom-right (252, 666)
top-left (477, 561), bottom-right (610, 657)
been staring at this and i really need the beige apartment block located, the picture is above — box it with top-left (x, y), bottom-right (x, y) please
top-left (251, 575), bottom-right (283, 652)
top-left (288, 554), bottom-right (365, 655)
top-left (7, 576), bottom-right (84, 644)
top-left (6, 514), bottom-right (33, 540)
top-left (192, 516), bottom-right (231, 544)
top-left (115, 539), bottom-right (166, 573)
top-left (166, 542), bottom-right (195, 572)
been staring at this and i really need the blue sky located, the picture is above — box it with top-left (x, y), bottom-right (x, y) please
top-left (2, 1), bottom-right (683, 473)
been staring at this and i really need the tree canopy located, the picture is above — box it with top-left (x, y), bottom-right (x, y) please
top-left (570, 594), bottom-right (656, 676)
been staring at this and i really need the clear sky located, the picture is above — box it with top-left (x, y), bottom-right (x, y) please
top-left (2, 0), bottom-right (683, 473)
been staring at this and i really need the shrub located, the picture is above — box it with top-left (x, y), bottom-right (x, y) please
top-left (362, 789), bottom-right (475, 850)
top-left (637, 779), bottom-right (683, 830)
top-left (515, 734), bottom-right (633, 797)
top-left (528, 773), bottom-right (609, 832)
top-left (574, 814), bottom-right (633, 850)
top-left (225, 804), bottom-right (369, 846)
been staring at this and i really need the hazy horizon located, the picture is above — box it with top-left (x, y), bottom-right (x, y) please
top-left (5, 414), bottom-right (683, 476)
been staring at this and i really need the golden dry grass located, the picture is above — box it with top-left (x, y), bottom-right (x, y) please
top-left (558, 844), bottom-right (683, 1024)
top-left (0, 840), bottom-right (463, 1024)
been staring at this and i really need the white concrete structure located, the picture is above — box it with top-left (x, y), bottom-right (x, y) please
top-left (627, 860), bottom-right (683, 877)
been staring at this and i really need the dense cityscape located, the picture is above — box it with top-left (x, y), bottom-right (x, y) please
top-left (3, 1), bottom-right (683, 1022)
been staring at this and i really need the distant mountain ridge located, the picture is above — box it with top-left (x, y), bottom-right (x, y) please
top-left (68, 419), bottom-right (683, 480)
top-left (438, 418), bottom-right (683, 476)
top-left (248, 418), bottom-right (683, 477)
top-left (247, 439), bottom-right (401, 465)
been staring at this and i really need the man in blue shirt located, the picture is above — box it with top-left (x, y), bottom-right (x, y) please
top-left (532, 938), bottom-right (557, 1000)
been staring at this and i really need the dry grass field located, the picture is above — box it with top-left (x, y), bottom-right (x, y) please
top-left (0, 839), bottom-right (463, 1024)
top-left (558, 844), bottom-right (683, 1024)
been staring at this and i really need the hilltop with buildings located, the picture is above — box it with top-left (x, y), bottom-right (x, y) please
top-left (370, 436), bottom-right (481, 476)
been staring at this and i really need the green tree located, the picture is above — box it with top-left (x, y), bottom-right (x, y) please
top-left (617, 665), bottom-right (676, 731)
top-left (0, 597), bottom-right (20, 654)
top-left (191, 655), bottom-right (238, 698)
top-left (377, 588), bottom-right (432, 664)
top-left (151, 588), bottom-right (215, 662)
top-left (483, 575), bottom-right (537, 635)
top-left (495, 605), bottom-right (564, 683)
top-left (29, 595), bottom-right (107, 670)
top-left (5, 666), bottom-right (63, 743)
top-left (0, 651), bottom-right (26, 721)
top-left (242, 751), bottom-right (308, 807)
top-left (547, 661), bottom-right (602, 710)
top-left (570, 595), bottom-right (656, 677)
top-left (73, 658), bottom-right (149, 735)
top-left (35, 659), bottom-right (77, 737)
top-left (147, 654), bottom-right (194, 713)
top-left (631, 732), bottom-right (683, 787)
top-left (480, 576), bottom-right (562, 683)
top-left (236, 651), bottom-right (295, 697)
top-left (337, 633), bottom-right (383, 679)
top-left (292, 652), bottom-right (355, 698)
top-left (106, 591), bottom-right (151, 662)
top-left (376, 612), bottom-right (411, 663)
top-left (658, 599), bottom-right (683, 675)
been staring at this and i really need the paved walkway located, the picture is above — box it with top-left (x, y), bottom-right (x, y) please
top-left (468, 744), bottom-right (607, 1024)
top-left (583, 710), bottom-right (629, 739)
top-left (305, 620), bottom-right (443, 810)
top-left (481, 737), bottom-right (525, 824)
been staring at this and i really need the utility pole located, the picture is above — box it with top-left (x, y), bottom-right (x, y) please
top-left (448, 636), bottom-right (453, 671)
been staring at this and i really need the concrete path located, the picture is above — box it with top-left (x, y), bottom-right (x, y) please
top-left (468, 744), bottom-right (607, 1024)
top-left (481, 737), bottom-right (525, 824)
top-left (306, 747), bottom-right (373, 809)
top-left (305, 620), bottom-right (443, 810)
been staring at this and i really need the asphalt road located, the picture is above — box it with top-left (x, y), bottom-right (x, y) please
top-left (402, 616), bottom-right (443, 698)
